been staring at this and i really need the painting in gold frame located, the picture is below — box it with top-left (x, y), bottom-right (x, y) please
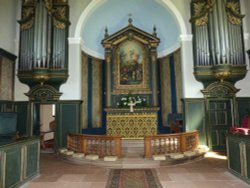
top-left (115, 40), bottom-right (148, 90)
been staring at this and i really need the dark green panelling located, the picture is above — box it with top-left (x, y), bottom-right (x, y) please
top-left (15, 102), bottom-right (29, 136)
top-left (183, 98), bottom-right (206, 145)
top-left (0, 101), bottom-right (14, 112)
top-left (207, 100), bottom-right (232, 150)
top-left (226, 134), bottom-right (250, 184)
top-left (236, 98), bottom-right (250, 126)
top-left (228, 138), bottom-right (241, 173)
top-left (0, 137), bottom-right (39, 188)
top-left (220, 130), bottom-right (227, 146)
top-left (246, 144), bottom-right (250, 179)
top-left (0, 153), bottom-right (2, 185)
top-left (5, 147), bottom-right (22, 188)
top-left (211, 130), bottom-right (218, 147)
top-left (32, 103), bottom-right (40, 136)
top-left (55, 101), bottom-right (82, 150)
top-left (0, 101), bottom-right (29, 136)
top-left (0, 103), bottom-right (3, 111)
top-left (26, 142), bottom-right (39, 178)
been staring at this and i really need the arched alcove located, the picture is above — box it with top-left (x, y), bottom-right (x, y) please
top-left (74, 0), bottom-right (187, 59)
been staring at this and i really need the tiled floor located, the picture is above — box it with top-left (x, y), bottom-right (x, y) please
top-left (22, 153), bottom-right (250, 188)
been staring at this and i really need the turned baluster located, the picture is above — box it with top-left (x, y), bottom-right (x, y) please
top-left (114, 137), bottom-right (121, 158)
top-left (144, 136), bottom-right (152, 158)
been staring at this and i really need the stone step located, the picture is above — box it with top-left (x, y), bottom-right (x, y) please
top-left (121, 139), bottom-right (144, 157)
top-left (121, 139), bottom-right (144, 147)
top-left (57, 139), bottom-right (206, 168)
top-left (58, 152), bottom-right (205, 168)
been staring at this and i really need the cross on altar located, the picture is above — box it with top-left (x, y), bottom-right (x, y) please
top-left (128, 100), bottom-right (136, 112)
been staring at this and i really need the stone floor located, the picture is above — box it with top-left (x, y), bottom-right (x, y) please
top-left (21, 152), bottom-right (250, 188)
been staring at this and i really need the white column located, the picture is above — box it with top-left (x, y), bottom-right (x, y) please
top-left (180, 34), bottom-right (203, 98)
top-left (230, 0), bottom-right (250, 96)
top-left (235, 33), bottom-right (250, 97)
top-left (60, 37), bottom-right (82, 100)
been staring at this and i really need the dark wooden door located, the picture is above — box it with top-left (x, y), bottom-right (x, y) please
top-left (207, 100), bottom-right (232, 150)
top-left (33, 103), bottom-right (40, 136)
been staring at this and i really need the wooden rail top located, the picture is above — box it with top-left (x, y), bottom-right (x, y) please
top-left (68, 133), bottom-right (122, 140)
top-left (144, 130), bottom-right (198, 139)
top-left (144, 130), bottom-right (199, 158)
top-left (67, 133), bottom-right (122, 158)
top-left (67, 131), bottom-right (198, 159)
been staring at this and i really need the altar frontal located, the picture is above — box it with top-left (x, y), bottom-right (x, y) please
top-left (106, 109), bottom-right (159, 139)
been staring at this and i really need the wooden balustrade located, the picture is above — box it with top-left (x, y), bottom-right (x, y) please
top-left (67, 131), bottom-right (198, 159)
top-left (67, 133), bottom-right (122, 158)
top-left (144, 130), bottom-right (199, 158)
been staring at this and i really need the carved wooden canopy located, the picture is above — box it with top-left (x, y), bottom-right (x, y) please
top-left (101, 18), bottom-right (160, 107)
top-left (101, 18), bottom-right (160, 93)
top-left (102, 19), bottom-right (160, 50)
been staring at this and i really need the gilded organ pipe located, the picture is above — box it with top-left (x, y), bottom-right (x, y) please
top-left (18, 0), bottom-right (70, 70)
top-left (190, 0), bottom-right (245, 66)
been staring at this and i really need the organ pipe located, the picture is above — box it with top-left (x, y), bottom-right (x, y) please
top-left (18, 0), bottom-right (70, 71)
top-left (190, 0), bottom-right (245, 66)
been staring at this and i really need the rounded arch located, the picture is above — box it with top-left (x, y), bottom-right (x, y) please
top-left (74, 0), bottom-right (108, 41)
top-left (159, 0), bottom-right (187, 35)
top-left (74, 0), bottom-right (188, 59)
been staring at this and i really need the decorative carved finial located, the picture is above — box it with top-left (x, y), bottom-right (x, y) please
top-left (153, 25), bottom-right (157, 36)
top-left (104, 26), bottom-right (109, 38)
top-left (33, 74), bottom-right (49, 86)
top-left (214, 71), bottom-right (231, 82)
top-left (128, 13), bottom-right (133, 25)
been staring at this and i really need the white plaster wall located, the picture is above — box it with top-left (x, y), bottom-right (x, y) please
top-left (170, 0), bottom-right (192, 34)
top-left (60, 0), bottom-right (91, 100)
top-left (235, 0), bottom-right (250, 97)
top-left (180, 35), bottom-right (203, 98)
top-left (172, 0), bottom-right (203, 98)
top-left (0, 0), bottom-right (29, 101)
top-left (60, 40), bottom-right (82, 100)
top-left (243, 0), bottom-right (250, 50)
top-left (244, 0), bottom-right (250, 34)
top-left (14, 81), bottom-right (29, 101)
top-left (0, 0), bottom-right (17, 54)
top-left (13, 0), bottom-right (29, 101)
top-left (68, 0), bottom-right (91, 37)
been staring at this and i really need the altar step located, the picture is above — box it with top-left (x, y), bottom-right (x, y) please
top-left (121, 139), bottom-right (144, 158)
top-left (58, 139), bottom-right (205, 168)
top-left (58, 152), bottom-right (205, 169)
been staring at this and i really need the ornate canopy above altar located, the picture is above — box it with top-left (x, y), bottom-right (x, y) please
top-left (102, 18), bottom-right (160, 109)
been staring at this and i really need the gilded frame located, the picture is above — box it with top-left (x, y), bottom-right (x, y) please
top-left (114, 40), bottom-right (148, 91)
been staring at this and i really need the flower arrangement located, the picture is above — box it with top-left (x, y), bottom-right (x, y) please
top-left (116, 94), bottom-right (147, 108)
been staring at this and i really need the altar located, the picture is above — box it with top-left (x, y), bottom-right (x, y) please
top-left (102, 19), bottom-right (161, 139)
top-left (105, 108), bottom-right (159, 139)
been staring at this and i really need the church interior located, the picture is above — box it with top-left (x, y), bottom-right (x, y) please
top-left (1, 0), bottom-right (250, 187)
